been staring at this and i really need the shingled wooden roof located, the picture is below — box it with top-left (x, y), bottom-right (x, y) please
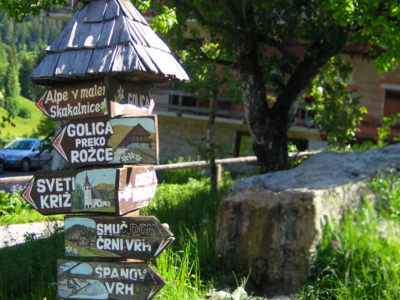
top-left (30, 0), bottom-right (189, 86)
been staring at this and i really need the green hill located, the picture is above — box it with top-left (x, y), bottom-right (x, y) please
top-left (0, 96), bottom-right (42, 144)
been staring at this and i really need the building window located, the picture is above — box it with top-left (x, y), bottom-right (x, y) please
top-left (384, 89), bottom-right (400, 117)
top-left (182, 96), bottom-right (197, 107)
top-left (169, 95), bottom-right (180, 105)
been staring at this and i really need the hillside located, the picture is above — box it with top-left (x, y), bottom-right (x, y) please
top-left (0, 96), bottom-right (42, 143)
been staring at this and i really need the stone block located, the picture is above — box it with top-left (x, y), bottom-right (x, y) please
top-left (216, 144), bottom-right (400, 296)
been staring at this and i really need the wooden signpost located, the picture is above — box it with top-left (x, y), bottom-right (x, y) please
top-left (57, 260), bottom-right (165, 300)
top-left (28, 0), bottom-right (191, 298)
top-left (21, 166), bottom-right (157, 215)
top-left (36, 77), bottom-right (155, 121)
top-left (52, 115), bottom-right (159, 167)
top-left (64, 216), bottom-right (174, 260)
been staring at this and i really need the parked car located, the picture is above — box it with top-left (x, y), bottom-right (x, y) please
top-left (0, 153), bottom-right (4, 174)
top-left (0, 138), bottom-right (53, 172)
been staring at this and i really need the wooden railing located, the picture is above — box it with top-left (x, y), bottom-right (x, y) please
top-left (0, 151), bottom-right (320, 186)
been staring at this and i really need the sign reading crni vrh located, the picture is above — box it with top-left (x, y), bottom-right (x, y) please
top-left (21, 166), bottom-right (157, 215)
top-left (36, 77), bottom-right (154, 121)
top-left (64, 216), bottom-right (174, 260)
top-left (57, 260), bottom-right (165, 300)
top-left (52, 115), bottom-right (159, 168)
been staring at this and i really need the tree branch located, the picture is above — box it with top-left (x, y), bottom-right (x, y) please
top-left (174, 0), bottom-right (237, 35)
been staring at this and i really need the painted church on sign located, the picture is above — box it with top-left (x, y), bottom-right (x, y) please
top-left (83, 173), bottom-right (111, 209)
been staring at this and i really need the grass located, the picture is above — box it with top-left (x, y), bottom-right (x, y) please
top-left (4, 170), bottom-right (400, 300)
top-left (0, 96), bottom-right (42, 142)
top-left (297, 173), bottom-right (400, 299)
top-left (0, 176), bottom-right (235, 300)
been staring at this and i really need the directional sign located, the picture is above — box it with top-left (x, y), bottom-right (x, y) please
top-left (36, 77), bottom-right (154, 121)
top-left (64, 216), bottom-right (174, 260)
top-left (58, 260), bottom-right (165, 300)
top-left (21, 166), bottom-right (157, 215)
top-left (53, 115), bottom-right (159, 168)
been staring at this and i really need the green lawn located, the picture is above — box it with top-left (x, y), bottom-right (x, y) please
top-left (0, 96), bottom-right (42, 142)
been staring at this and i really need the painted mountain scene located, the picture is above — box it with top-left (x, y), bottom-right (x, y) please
top-left (107, 116), bottom-right (158, 165)
top-left (71, 169), bottom-right (116, 213)
top-left (64, 217), bottom-right (119, 258)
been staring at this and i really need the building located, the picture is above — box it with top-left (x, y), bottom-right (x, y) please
top-left (83, 173), bottom-right (111, 209)
top-left (41, 2), bottom-right (400, 162)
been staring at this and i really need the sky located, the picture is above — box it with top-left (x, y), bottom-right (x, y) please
top-left (76, 169), bottom-right (116, 187)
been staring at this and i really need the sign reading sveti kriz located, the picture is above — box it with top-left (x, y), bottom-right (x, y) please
top-left (36, 77), bottom-right (155, 121)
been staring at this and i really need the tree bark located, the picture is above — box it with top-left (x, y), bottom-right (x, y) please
top-left (208, 90), bottom-right (218, 192)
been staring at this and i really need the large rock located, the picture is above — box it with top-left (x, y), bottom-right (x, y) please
top-left (216, 144), bottom-right (400, 296)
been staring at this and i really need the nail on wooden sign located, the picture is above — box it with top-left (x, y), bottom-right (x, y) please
top-left (52, 115), bottom-right (159, 168)
top-left (36, 77), bottom-right (154, 121)
top-left (57, 260), bottom-right (165, 300)
top-left (64, 216), bottom-right (174, 260)
top-left (21, 166), bottom-right (157, 215)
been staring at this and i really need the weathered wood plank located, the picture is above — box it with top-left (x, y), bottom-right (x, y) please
top-left (140, 24), bottom-right (171, 53)
top-left (84, 22), bottom-right (103, 48)
top-left (110, 16), bottom-right (131, 46)
top-left (30, 53), bottom-right (61, 78)
top-left (112, 45), bottom-right (145, 72)
top-left (54, 51), bottom-right (76, 77)
top-left (97, 19), bottom-right (116, 48)
top-left (84, 0), bottom-right (107, 23)
top-left (57, 260), bottom-right (166, 300)
top-left (52, 115), bottom-right (159, 168)
top-left (105, 0), bottom-right (120, 20)
top-left (133, 44), bottom-right (159, 73)
top-left (125, 0), bottom-right (148, 24)
top-left (47, 10), bottom-right (80, 52)
top-left (70, 49), bottom-right (93, 76)
top-left (67, 7), bottom-right (91, 49)
top-left (87, 46), bottom-right (116, 73)
top-left (118, 0), bottom-right (135, 21)
top-left (128, 20), bottom-right (149, 46)
top-left (169, 53), bottom-right (190, 81)
top-left (21, 165), bottom-right (157, 215)
top-left (126, 19), bottom-right (145, 45)
top-left (64, 215), bottom-right (172, 260)
top-left (145, 48), bottom-right (175, 76)
top-left (57, 4), bottom-right (90, 51)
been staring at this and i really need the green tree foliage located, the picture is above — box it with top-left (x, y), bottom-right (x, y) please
top-left (32, 115), bottom-right (56, 138)
top-left (71, 183), bottom-right (84, 210)
top-left (18, 52), bottom-right (34, 99)
top-left (0, 32), bottom-right (8, 93)
top-left (307, 57), bottom-right (367, 148)
top-left (178, 43), bottom-right (241, 191)
top-left (135, 0), bottom-right (400, 173)
top-left (3, 1), bottom-right (400, 173)
top-left (3, 45), bottom-right (20, 117)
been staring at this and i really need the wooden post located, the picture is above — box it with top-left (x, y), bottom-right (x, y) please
top-left (216, 164), bottom-right (222, 190)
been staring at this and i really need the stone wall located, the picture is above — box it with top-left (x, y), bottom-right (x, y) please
top-left (157, 114), bottom-right (250, 162)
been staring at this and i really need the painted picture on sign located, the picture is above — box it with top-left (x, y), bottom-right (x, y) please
top-left (58, 262), bottom-right (109, 299)
top-left (71, 169), bottom-right (116, 213)
top-left (64, 217), bottom-right (119, 258)
top-left (108, 117), bottom-right (157, 164)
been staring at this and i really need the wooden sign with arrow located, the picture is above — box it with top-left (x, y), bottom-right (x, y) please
top-left (21, 166), bottom-right (157, 215)
top-left (36, 77), bottom-right (154, 121)
top-left (64, 216), bottom-right (174, 260)
top-left (57, 259), bottom-right (165, 300)
top-left (52, 115), bottom-right (159, 168)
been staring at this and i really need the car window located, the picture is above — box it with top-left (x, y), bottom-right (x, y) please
top-left (4, 140), bottom-right (35, 150)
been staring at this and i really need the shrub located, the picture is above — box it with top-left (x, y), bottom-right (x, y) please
top-left (17, 106), bottom-right (31, 119)
top-left (161, 157), bottom-right (205, 184)
top-left (0, 185), bottom-right (30, 215)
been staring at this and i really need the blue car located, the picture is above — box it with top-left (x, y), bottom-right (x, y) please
top-left (0, 138), bottom-right (53, 172)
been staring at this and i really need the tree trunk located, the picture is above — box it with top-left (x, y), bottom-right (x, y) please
top-left (208, 90), bottom-right (218, 192)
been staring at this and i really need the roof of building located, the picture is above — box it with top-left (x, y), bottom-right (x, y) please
top-left (91, 188), bottom-right (111, 201)
top-left (30, 0), bottom-right (189, 86)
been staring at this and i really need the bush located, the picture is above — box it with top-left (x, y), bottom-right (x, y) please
top-left (0, 185), bottom-right (30, 215)
top-left (161, 157), bottom-right (205, 184)
top-left (17, 106), bottom-right (31, 119)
